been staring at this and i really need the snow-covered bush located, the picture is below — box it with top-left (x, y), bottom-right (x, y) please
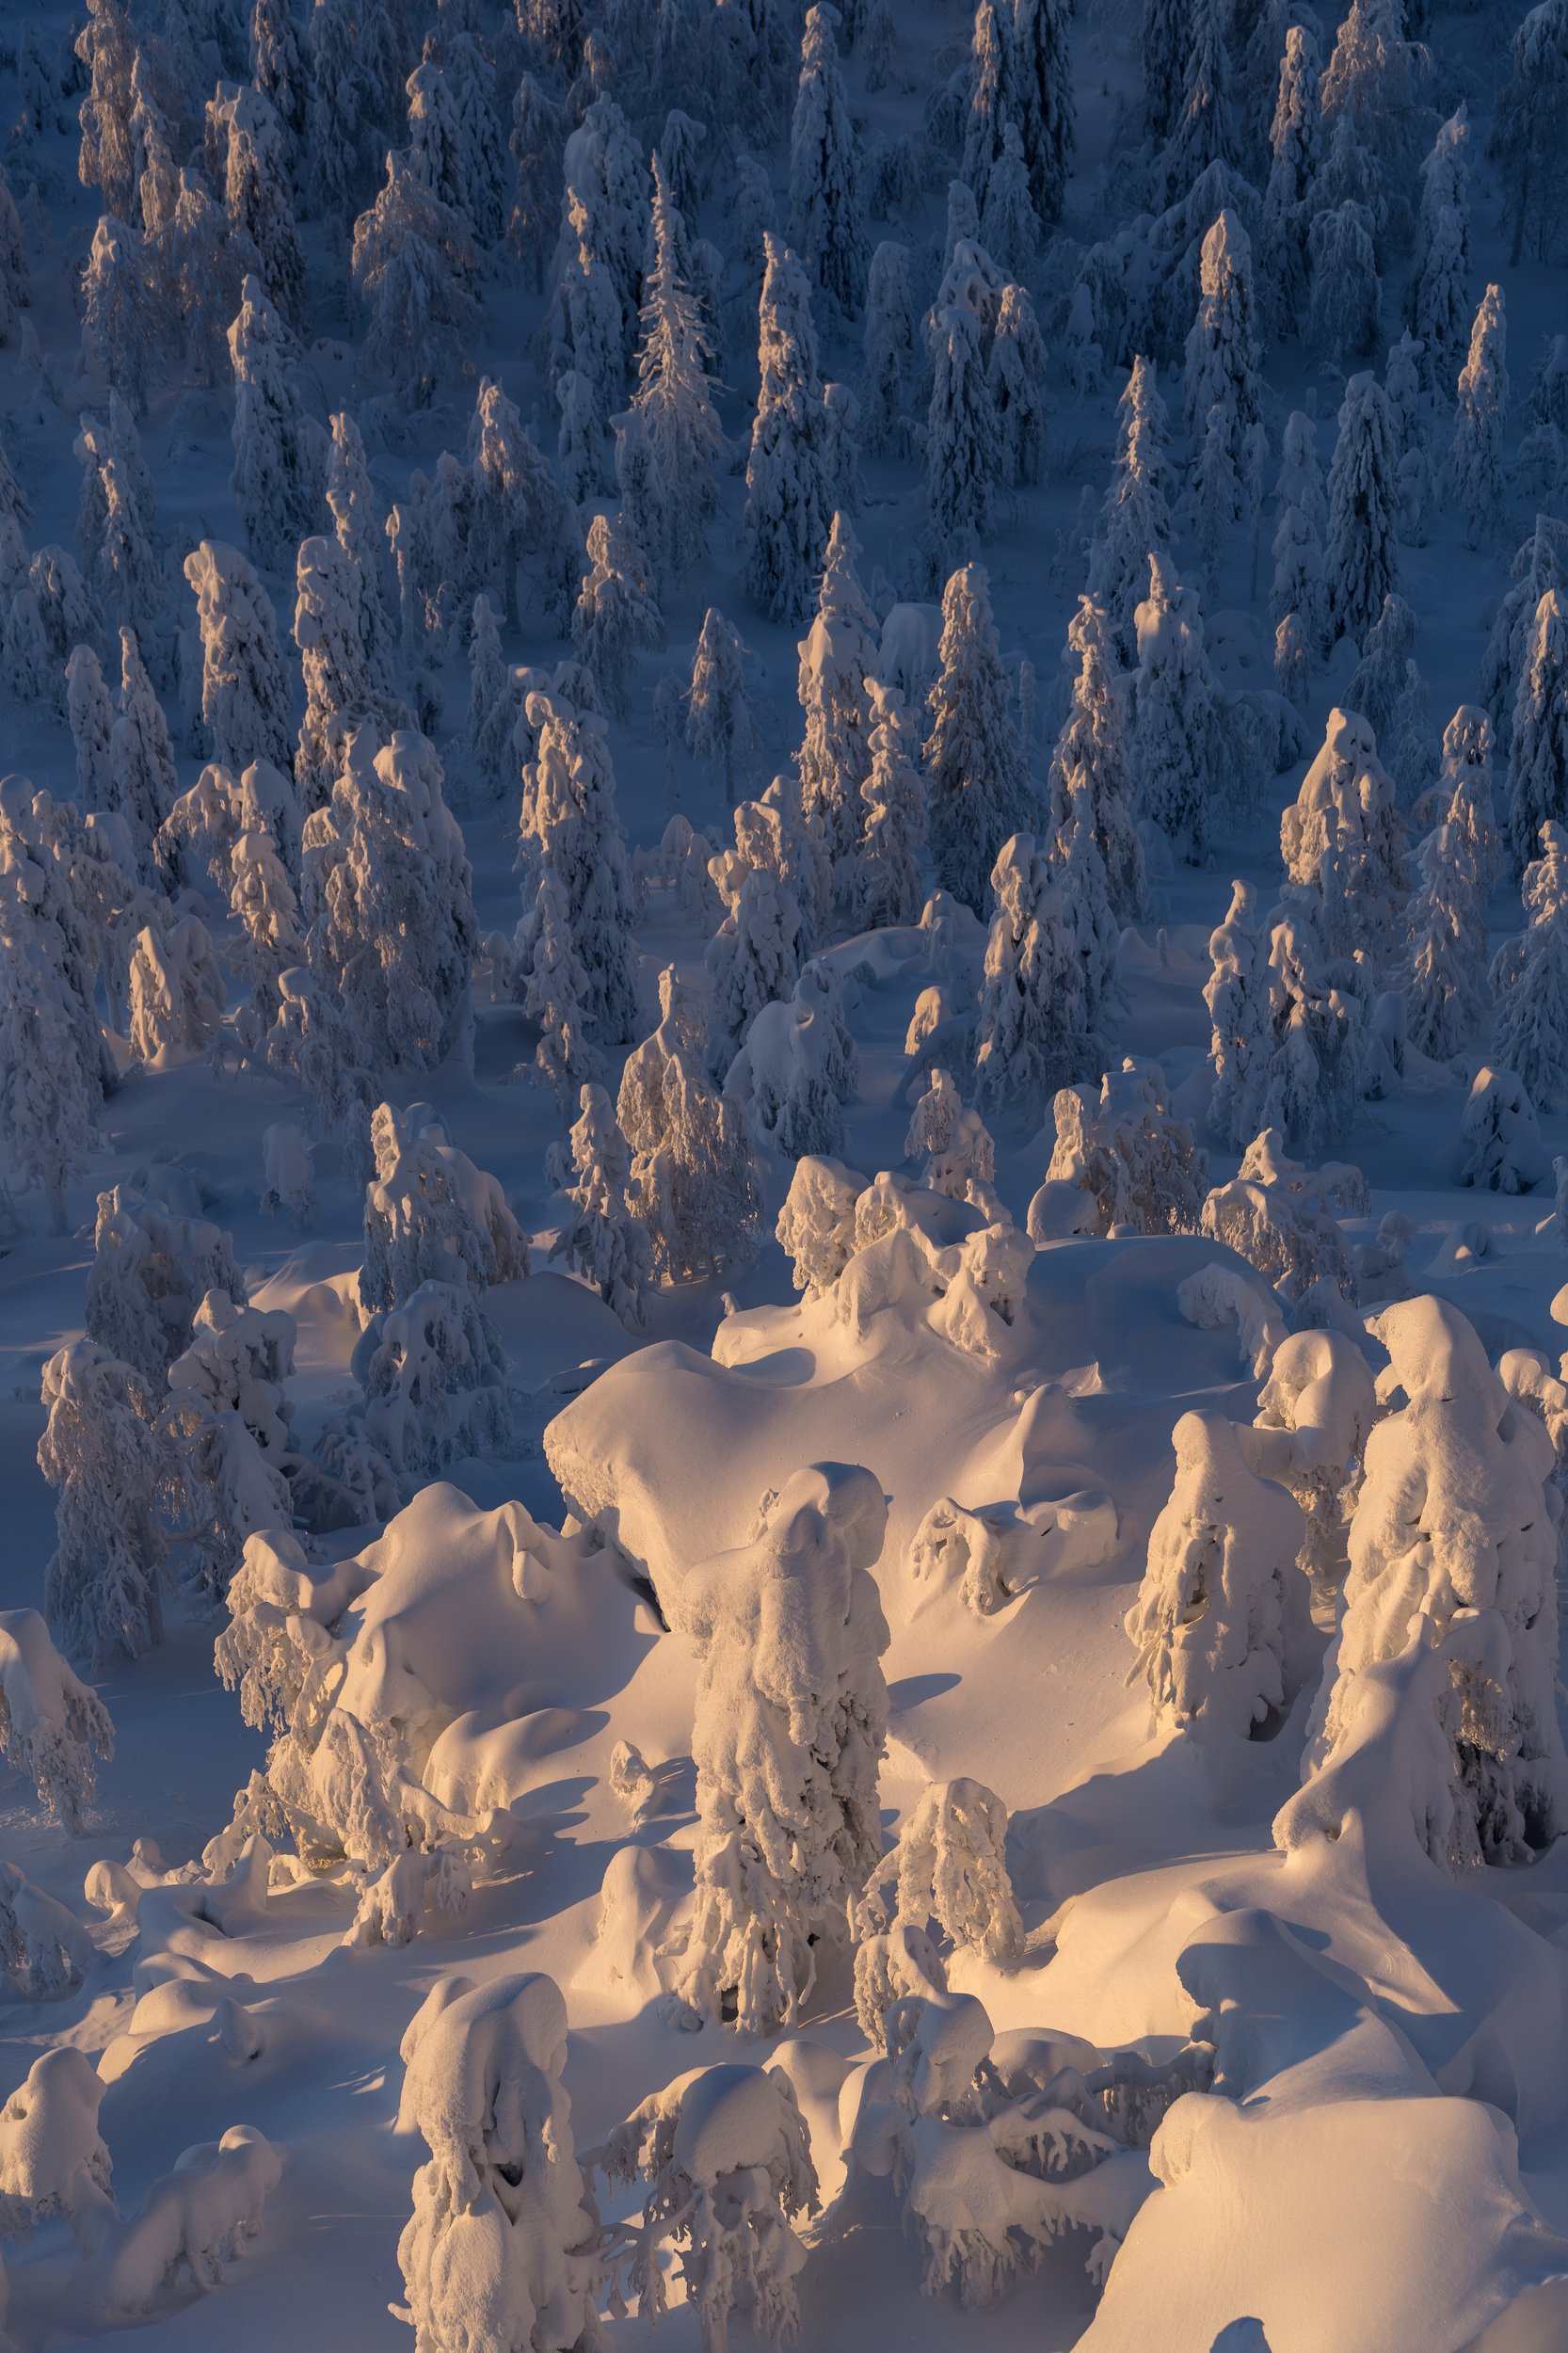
top-left (904, 1069), bottom-right (1000, 1218)
top-left (353, 1281), bottom-right (510, 1496)
top-left (0, 1609), bottom-right (114, 1830)
top-left (1247, 1330), bottom-right (1377, 1604)
top-left (0, 1861), bottom-right (91, 1999)
top-left (601, 2064), bottom-right (818, 2351)
top-left (617, 968), bottom-right (761, 1284)
top-left (84, 1186), bottom-right (243, 1385)
top-left (1042, 1060), bottom-right (1206, 1238)
top-left (1307, 1296), bottom-right (1568, 1865)
top-left (87, 2125), bottom-right (281, 2316)
top-left (38, 1338), bottom-right (175, 1673)
top-left (853, 1778), bottom-right (1022, 2045)
top-left (666, 1464), bottom-right (889, 2034)
top-left (776, 1153), bottom-right (868, 1294)
top-left (551, 1082), bottom-right (650, 1329)
top-left (1199, 1130), bottom-right (1369, 1302)
top-left (1126, 1409), bottom-right (1306, 1742)
top-left (394, 1971), bottom-right (602, 2353)
top-left (1458, 1065), bottom-right (1548, 1193)
top-left (361, 1102), bottom-right (529, 1315)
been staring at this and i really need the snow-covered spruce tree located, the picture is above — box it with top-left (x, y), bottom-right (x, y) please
top-left (1407, 105), bottom-right (1470, 388)
top-left (1011, 0), bottom-right (1073, 227)
top-left (925, 300), bottom-right (997, 575)
top-left (862, 239), bottom-right (914, 458)
top-left (395, 1972), bottom-right (604, 2353)
top-left (405, 53), bottom-right (504, 250)
top-left (551, 1081), bottom-right (649, 1328)
top-left (1280, 705), bottom-right (1409, 964)
top-left (1433, 703), bottom-right (1502, 882)
top-left (229, 272), bottom-right (326, 569)
top-left (161, 1289), bottom-right (299, 1604)
top-left (978, 121), bottom-right (1036, 281)
top-left (1508, 587), bottom-right (1568, 883)
top-left (267, 963), bottom-right (376, 1165)
top-left (1086, 354), bottom-right (1173, 661)
top-left (987, 283), bottom-right (1048, 496)
top-left (1048, 597), bottom-right (1145, 923)
top-left (1490, 0), bottom-right (1568, 267)
top-left (0, 1608), bottom-right (114, 1830)
top-left (109, 626), bottom-right (177, 877)
top-left (552, 198), bottom-right (622, 498)
top-left (685, 608), bottom-right (763, 801)
top-left (744, 232), bottom-right (833, 626)
top-left (1045, 1055), bottom-right (1206, 1240)
top-left (904, 1066), bottom-right (999, 1210)
top-left (1261, 22), bottom-right (1320, 335)
top-left (796, 510), bottom-right (878, 878)
top-left (80, 214), bottom-right (155, 416)
top-left (973, 830), bottom-right (1109, 1114)
top-left (1271, 410), bottom-right (1327, 644)
top-left (221, 83), bottom-right (304, 327)
top-left (1307, 198), bottom-right (1381, 368)
top-left (38, 1339), bottom-right (173, 1673)
top-left (1152, 0), bottom-right (1236, 206)
top-left (1400, 797), bottom-right (1489, 1063)
top-left (1492, 821), bottom-right (1568, 1111)
top-left (0, 929), bottom-right (100, 1234)
top-left (183, 540), bottom-right (293, 778)
top-left (789, 4), bottom-right (865, 315)
top-left (1140, 0), bottom-right (1187, 142)
top-left (1448, 281), bottom-right (1509, 552)
top-left (1323, 370), bottom-right (1400, 648)
top-left (1183, 208), bottom-right (1261, 518)
top-left (165, 168), bottom-right (243, 386)
top-left (858, 678), bottom-right (926, 929)
top-left (325, 410), bottom-right (395, 688)
top-left (508, 71), bottom-right (563, 290)
top-left (516, 692), bottom-right (640, 1044)
top-left (519, 866), bottom-right (600, 1110)
top-left (706, 864), bottom-right (802, 1075)
top-left (250, 0), bottom-right (311, 169)
top-left (617, 152), bottom-right (726, 586)
top-left (304, 726), bottom-right (476, 1074)
top-left (1310, 1295), bottom-right (1568, 1865)
top-left (961, 0), bottom-right (1015, 217)
top-left (570, 511), bottom-right (664, 722)
top-left (75, 0), bottom-right (138, 217)
top-left (350, 151), bottom-right (478, 409)
top-left (1488, 518), bottom-right (1568, 758)
top-left (852, 1776), bottom-right (1022, 2040)
top-left (923, 562), bottom-right (1031, 914)
top-left (472, 376), bottom-right (576, 633)
top-left (1126, 1408), bottom-right (1305, 1741)
top-left (361, 1100), bottom-right (529, 1314)
top-left (617, 967), bottom-right (761, 1284)
top-left (666, 1462), bottom-right (888, 2034)
top-left (1256, 918), bottom-right (1371, 1159)
top-left (127, 914), bottom-right (226, 1064)
top-left (1131, 554), bottom-right (1230, 866)
top-left (294, 533), bottom-right (380, 815)
top-left (1205, 880), bottom-right (1277, 1144)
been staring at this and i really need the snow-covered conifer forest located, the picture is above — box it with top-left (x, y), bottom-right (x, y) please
top-left (5, 0), bottom-right (1568, 2343)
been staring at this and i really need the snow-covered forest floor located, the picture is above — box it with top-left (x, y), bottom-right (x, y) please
top-left (5, 0), bottom-right (1568, 2345)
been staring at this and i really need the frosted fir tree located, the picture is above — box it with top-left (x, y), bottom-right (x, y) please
top-left (666, 1463), bottom-right (888, 2034)
top-left (961, 0), bottom-right (1015, 216)
top-left (1261, 23), bottom-right (1321, 332)
top-left (1310, 1296), bottom-right (1568, 1865)
top-left (250, 0), bottom-right (311, 168)
top-left (923, 562), bottom-right (1032, 913)
top-left (1323, 370), bottom-right (1400, 648)
top-left (1346, 591), bottom-right (1419, 745)
top-left (1183, 209), bottom-right (1262, 513)
top-left (395, 1972), bottom-right (604, 2353)
top-left (789, 4), bottom-right (866, 314)
top-left (852, 1775), bottom-right (1022, 2039)
top-left (294, 534), bottom-right (377, 814)
top-left (1400, 800), bottom-right (1489, 1063)
top-left (1140, 0), bottom-right (1187, 141)
top-left (1281, 705), bottom-right (1409, 963)
top-left (1203, 879), bottom-right (1274, 1150)
top-left (1011, 0), bottom-right (1073, 226)
top-left (1048, 597), bottom-right (1144, 923)
top-left (1270, 412), bottom-right (1327, 644)
top-left (0, 936), bottom-right (99, 1233)
top-left (406, 55), bottom-right (504, 249)
top-left (109, 627), bottom-right (177, 876)
top-left (552, 202), bottom-right (620, 500)
top-left (744, 233), bottom-right (833, 625)
top-left (1434, 703), bottom-right (1503, 888)
top-left (66, 645), bottom-right (115, 813)
top-left (304, 726), bottom-right (477, 1074)
top-left (987, 282), bottom-right (1048, 491)
top-left (1490, 0), bottom-right (1568, 267)
top-left (182, 540), bottom-right (293, 778)
top-left (325, 411), bottom-right (394, 688)
top-left (617, 153), bottom-right (727, 586)
top-left (1307, 200), bottom-right (1381, 366)
top-left (472, 377), bottom-right (576, 633)
top-left (518, 866), bottom-right (600, 1110)
top-left (1131, 554), bottom-right (1227, 867)
top-left (551, 1081), bottom-right (649, 1328)
top-left (75, 0), bottom-right (138, 217)
top-left (4, 589), bottom-right (47, 707)
top-left (862, 239), bottom-right (914, 458)
top-left (0, 1609), bottom-right (114, 1830)
top-left (1274, 611), bottom-right (1311, 709)
top-left (974, 830), bottom-right (1108, 1114)
top-left (563, 94), bottom-right (648, 369)
top-left (1458, 1064), bottom-right (1547, 1195)
top-left (350, 152), bottom-right (478, 408)
top-left (685, 608), bottom-right (764, 801)
top-left (228, 273), bottom-right (326, 568)
top-left (39, 1339), bottom-right (173, 1673)
top-left (570, 511), bottom-right (664, 722)
top-left (924, 302), bottom-right (998, 573)
top-left (1508, 588), bottom-right (1568, 882)
top-left (1448, 283), bottom-right (1510, 552)
top-left (127, 915), bottom-right (225, 1064)
top-left (796, 511), bottom-right (879, 876)
top-left (508, 71), bottom-right (563, 289)
top-left (978, 122), bottom-right (1036, 280)
top-left (1484, 517), bottom-right (1568, 760)
top-left (617, 967), bottom-right (761, 1283)
top-left (1407, 106), bottom-right (1470, 387)
top-left (221, 84), bottom-right (304, 327)
top-left (80, 215), bottom-right (154, 416)
top-left (166, 168), bottom-right (242, 386)
top-left (228, 816), bottom-right (304, 1023)
top-left (360, 1101), bottom-right (529, 1314)
top-left (1492, 821), bottom-right (1568, 1110)
top-left (1085, 354), bottom-right (1173, 661)
top-left (267, 964), bottom-right (376, 1165)
top-left (706, 864), bottom-right (803, 1074)
top-left (858, 678), bottom-right (926, 929)
top-left (904, 1067), bottom-right (999, 1210)
top-left (1125, 1409), bottom-right (1305, 1742)
top-left (516, 692), bottom-right (640, 1044)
